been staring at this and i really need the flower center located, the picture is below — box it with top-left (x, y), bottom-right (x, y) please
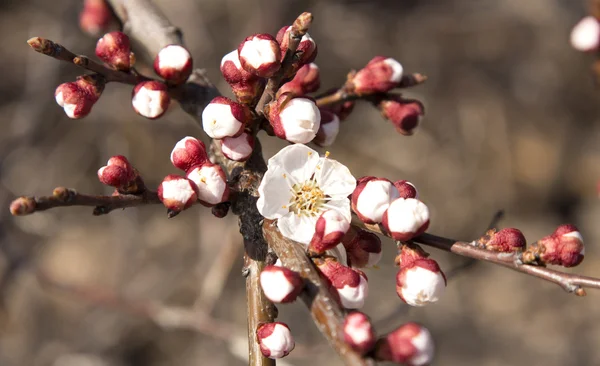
top-left (288, 178), bottom-right (326, 217)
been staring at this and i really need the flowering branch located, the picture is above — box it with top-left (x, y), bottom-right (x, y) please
top-left (354, 219), bottom-right (600, 296)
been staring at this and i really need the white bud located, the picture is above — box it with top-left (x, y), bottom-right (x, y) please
top-left (343, 312), bottom-right (375, 354)
top-left (131, 81), bottom-right (170, 119)
top-left (378, 322), bottom-right (434, 365)
top-left (257, 322), bottom-right (295, 359)
top-left (570, 16), bottom-right (600, 52)
top-left (158, 175), bottom-right (198, 212)
top-left (201, 98), bottom-right (247, 139)
top-left (278, 97), bottom-right (321, 143)
top-left (154, 45), bottom-right (193, 84)
top-left (186, 164), bottom-right (229, 205)
top-left (309, 209), bottom-right (351, 254)
top-left (221, 49), bottom-right (243, 69)
top-left (383, 58), bottom-right (404, 83)
top-left (239, 34), bottom-right (281, 77)
top-left (353, 178), bottom-right (400, 224)
top-left (337, 273), bottom-right (368, 309)
top-left (314, 111), bottom-right (340, 147)
top-left (259, 265), bottom-right (304, 303)
top-left (396, 259), bottom-right (446, 307)
top-left (382, 198), bottom-right (429, 241)
top-left (221, 132), bottom-right (254, 161)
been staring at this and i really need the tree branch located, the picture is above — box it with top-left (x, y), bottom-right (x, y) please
top-left (263, 220), bottom-right (376, 366)
top-left (354, 219), bottom-right (600, 296)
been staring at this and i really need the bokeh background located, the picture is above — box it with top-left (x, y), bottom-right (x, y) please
top-left (1, 0), bottom-right (600, 365)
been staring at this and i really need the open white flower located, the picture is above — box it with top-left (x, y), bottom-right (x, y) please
top-left (257, 144), bottom-right (356, 245)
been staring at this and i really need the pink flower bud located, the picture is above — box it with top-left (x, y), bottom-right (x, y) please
top-left (352, 56), bottom-right (403, 95)
top-left (278, 63), bottom-right (320, 96)
top-left (570, 16), bottom-right (600, 52)
top-left (157, 174), bottom-right (199, 213)
top-left (309, 210), bottom-right (351, 254)
top-left (376, 322), bottom-right (434, 365)
top-left (394, 180), bottom-right (418, 199)
top-left (186, 163), bottom-right (229, 206)
top-left (314, 109), bottom-right (340, 147)
top-left (202, 96), bottom-right (251, 139)
top-left (95, 31), bottom-right (132, 71)
top-left (153, 45), bottom-right (193, 84)
top-left (486, 228), bottom-right (526, 252)
top-left (220, 132), bottom-right (254, 162)
top-left (238, 34), bottom-right (281, 78)
top-left (170, 136), bottom-right (208, 172)
top-left (55, 76), bottom-right (105, 119)
top-left (342, 227), bottom-right (382, 268)
top-left (396, 258), bottom-right (446, 306)
top-left (10, 197), bottom-right (36, 216)
top-left (97, 155), bottom-right (135, 188)
top-left (276, 26), bottom-right (317, 69)
top-left (382, 198), bottom-right (430, 241)
top-left (257, 322), bottom-right (295, 359)
top-left (379, 99), bottom-right (424, 136)
top-left (79, 0), bottom-right (112, 36)
top-left (259, 265), bottom-right (304, 303)
top-left (352, 177), bottom-right (400, 224)
top-left (537, 224), bottom-right (585, 267)
top-left (131, 81), bottom-right (170, 119)
top-left (343, 312), bottom-right (376, 355)
top-left (316, 258), bottom-right (369, 309)
top-left (220, 49), bottom-right (265, 105)
top-left (268, 93), bottom-right (320, 144)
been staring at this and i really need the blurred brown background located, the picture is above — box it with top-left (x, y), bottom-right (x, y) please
top-left (1, 0), bottom-right (600, 365)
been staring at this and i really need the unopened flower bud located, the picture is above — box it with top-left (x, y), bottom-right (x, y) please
top-left (379, 99), bottom-right (424, 136)
top-left (309, 209), bottom-right (350, 254)
top-left (316, 258), bottom-right (369, 309)
top-left (170, 136), bottom-right (208, 172)
top-left (186, 163), bottom-right (229, 206)
top-left (278, 63), bottom-right (320, 96)
top-left (238, 34), bottom-right (281, 78)
top-left (157, 174), bottom-right (199, 214)
top-left (220, 49), bottom-right (265, 104)
top-left (202, 96), bottom-right (251, 139)
top-left (342, 227), bottom-right (382, 268)
top-left (570, 16), bottom-right (600, 52)
top-left (533, 224), bottom-right (585, 267)
top-left (153, 45), bottom-right (193, 84)
top-left (375, 322), bottom-right (434, 365)
top-left (131, 81), bottom-right (170, 119)
top-left (485, 228), bottom-right (526, 252)
top-left (97, 155), bottom-right (135, 188)
top-left (324, 98), bottom-right (355, 121)
top-left (79, 0), bottom-right (112, 36)
top-left (257, 322), bottom-right (295, 359)
top-left (343, 312), bottom-right (376, 355)
top-left (396, 258), bottom-right (446, 307)
top-left (276, 26), bottom-right (317, 70)
top-left (314, 109), bottom-right (340, 147)
top-left (394, 180), bottom-right (418, 199)
top-left (352, 177), bottom-right (400, 224)
top-left (95, 31), bottom-right (132, 71)
top-left (220, 132), bottom-right (254, 162)
top-left (55, 75), bottom-right (105, 119)
top-left (268, 93), bottom-right (320, 144)
top-left (352, 56), bottom-right (403, 95)
top-left (382, 198), bottom-right (430, 241)
top-left (259, 265), bottom-right (304, 303)
top-left (10, 197), bottom-right (36, 216)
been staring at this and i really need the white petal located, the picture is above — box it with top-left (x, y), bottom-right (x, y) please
top-left (278, 213), bottom-right (318, 245)
top-left (266, 144), bottom-right (319, 184)
top-left (337, 275), bottom-right (368, 309)
top-left (383, 58), bottom-right (403, 83)
top-left (158, 45), bottom-right (191, 70)
top-left (327, 243), bottom-right (348, 266)
top-left (408, 327), bottom-right (434, 366)
top-left (324, 198), bottom-right (352, 222)
top-left (257, 166), bottom-right (292, 219)
top-left (314, 157), bottom-right (356, 199)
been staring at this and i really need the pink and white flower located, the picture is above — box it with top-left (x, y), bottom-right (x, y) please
top-left (352, 56), bottom-right (403, 95)
top-left (131, 81), bottom-right (170, 119)
top-left (157, 174), bottom-right (199, 213)
top-left (186, 163), bottom-right (229, 206)
top-left (257, 322), bottom-right (295, 359)
top-left (278, 63), bottom-right (320, 96)
top-left (153, 44), bottom-right (193, 84)
top-left (352, 177), bottom-right (400, 224)
top-left (95, 31), bottom-right (132, 71)
top-left (259, 265), bottom-right (304, 303)
top-left (268, 94), bottom-right (321, 144)
top-left (375, 322), bottom-right (434, 365)
top-left (55, 76), bottom-right (105, 119)
top-left (97, 155), bottom-right (135, 188)
top-left (316, 258), bottom-right (368, 309)
top-left (220, 132), bottom-right (254, 162)
top-left (394, 180), bottom-right (418, 199)
top-left (343, 312), bottom-right (376, 354)
top-left (308, 209), bottom-right (351, 254)
top-left (170, 136), bottom-right (208, 172)
top-left (379, 99), bottom-right (424, 136)
top-left (220, 49), bottom-right (264, 104)
top-left (396, 258), bottom-right (446, 307)
top-left (201, 96), bottom-right (251, 139)
top-left (238, 34), bottom-right (281, 77)
top-left (382, 198), bottom-right (430, 241)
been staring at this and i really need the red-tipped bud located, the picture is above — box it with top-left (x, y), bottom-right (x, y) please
top-left (375, 322), bottom-right (434, 365)
top-left (278, 63), bottom-right (320, 96)
top-left (186, 163), bottom-right (229, 206)
top-left (170, 136), bottom-right (208, 172)
top-left (202, 96), bottom-right (251, 139)
top-left (352, 56), bottom-right (403, 95)
top-left (157, 174), bottom-right (199, 213)
top-left (394, 180), bottom-right (418, 199)
top-left (314, 109), bottom-right (340, 147)
top-left (153, 45), bottom-right (193, 84)
top-left (79, 0), bottom-right (113, 36)
top-left (571, 16), bottom-right (600, 52)
top-left (342, 227), bottom-right (382, 268)
top-left (486, 228), bottom-right (526, 252)
top-left (276, 26), bottom-right (317, 69)
top-left (343, 312), bottom-right (376, 355)
top-left (220, 132), bottom-right (254, 162)
top-left (257, 322), bottom-right (295, 359)
top-left (238, 34), bottom-right (281, 78)
top-left (316, 258), bottom-right (369, 309)
top-left (220, 49), bottom-right (265, 105)
top-left (268, 93), bottom-right (320, 144)
top-left (97, 155), bottom-right (135, 188)
top-left (259, 265), bottom-right (304, 303)
top-left (379, 99), bottom-right (424, 136)
top-left (95, 31), bottom-right (132, 71)
top-left (10, 197), bottom-right (36, 216)
top-left (382, 198), bottom-right (430, 241)
top-left (309, 209), bottom-right (350, 254)
top-left (396, 258), bottom-right (446, 307)
top-left (352, 177), bottom-right (400, 224)
top-left (131, 81), bottom-right (170, 119)
top-left (55, 76), bottom-right (105, 119)
top-left (536, 224), bottom-right (585, 267)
